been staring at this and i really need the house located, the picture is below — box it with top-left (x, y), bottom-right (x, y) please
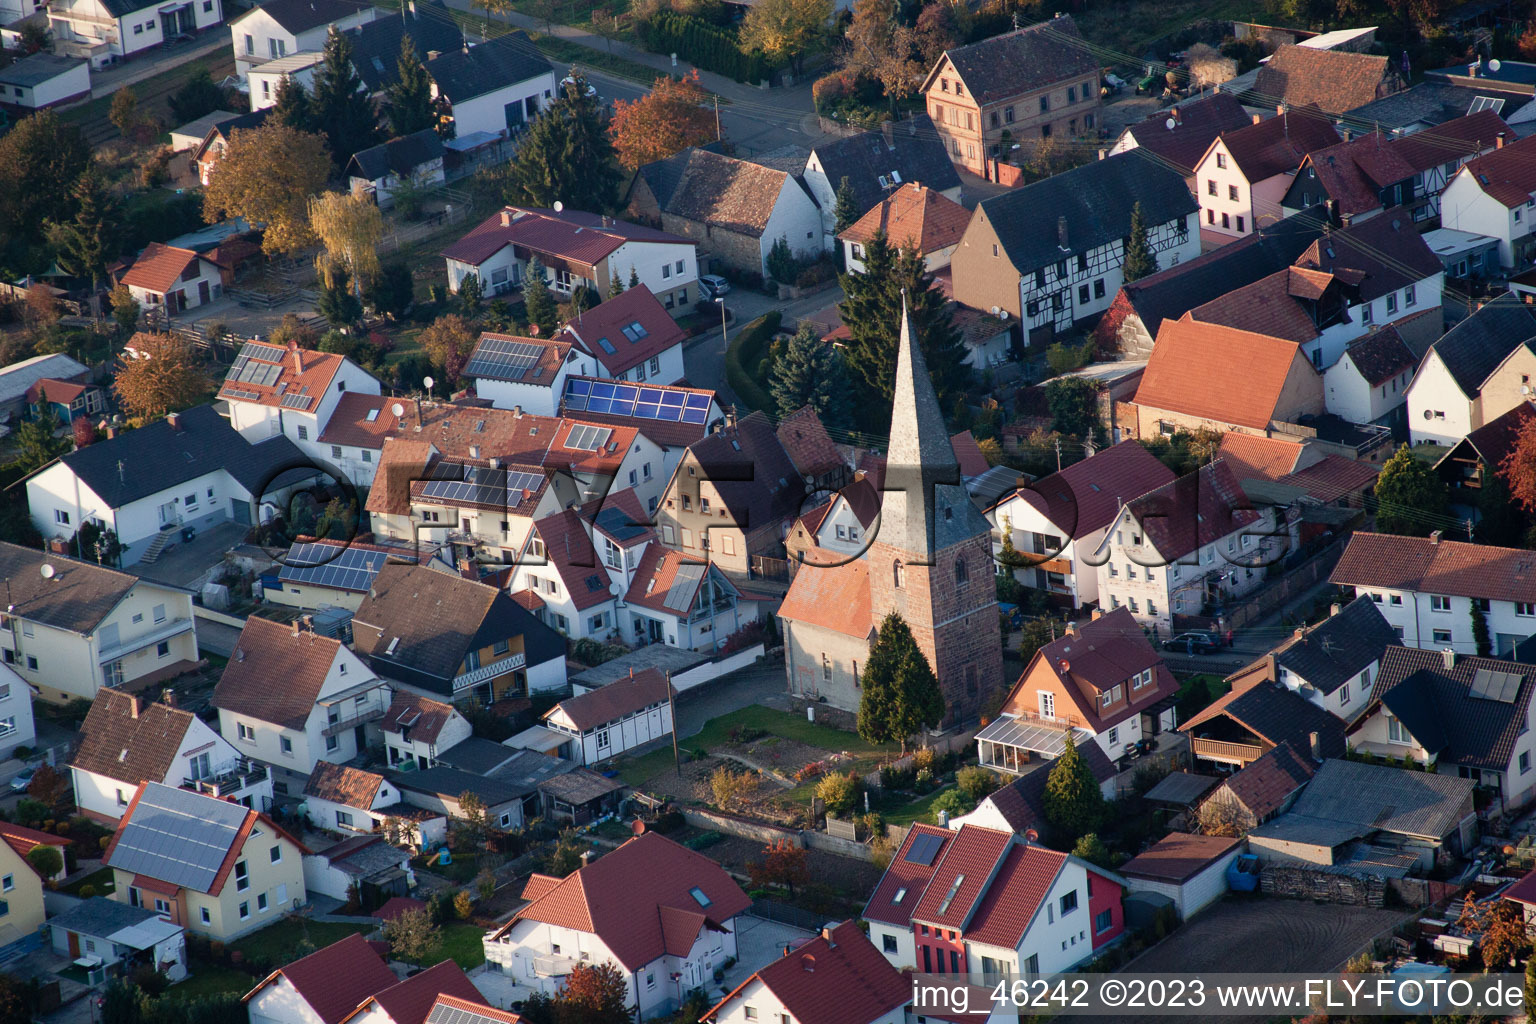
top-left (230, 0), bottom-right (377, 82)
top-left (653, 410), bottom-right (802, 576)
top-left (0, 353), bottom-right (89, 425)
top-left (1405, 293), bottom-right (1536, 445)
top-left (49, 0), bottom-right (221, 61)
top-left (380, 692), bottom-right (472, 770)
top-left (352, 563), bottom-right (566, 700)
top-left (951, 742), bottom-right (1118, 832)
top-left (25, 377), bottom-right (105, 426)
top-left (191, 108), bottom-right (270, 186)
top-left (71, 687), bottom-right (267, 823)
top-left (213, 617), bottom-right (389, 791)
top-left (243, 931), bottom-right (399, 1024)
top-left (302, 762), bottom-right (403, 835)
top-left (246, 51), bottom-right (323, 109)
top-left (1387, 109), bottom-right (1510, 222)
top-left (1197, 739), bottom-right (1318, 833)
top-left (425, 31), bottom-right (554, 140)
top-left (104, 782), bottom-right (308, 941)
top-left (0, 53), bottom-right (88, 108)
top-left (543, 667), bottom-right (673, 765)
top-left (557, 379), bottom-right (726, 506)
top-left (1332, 530), bottom-right (1536, 655)
top-left (0, 825), bottom-right (52, 957)
top-left (391, 764), bottom-right (537, 831)
top-left (302, 833), bottom-right (413, 904)
top-left (839, 183), bottom-right (970, 274)
top-left (862, 824), bottom-right (1125, 977)
top-left (1192, 105), bottom-right (1341, 242)
top-left (1107, 92), bottom-right (1252, 188)
top-left (509, 509), bottom-right (627, 642)
top-left (703, 920), bottom-right (908, 1024)
top-left (623, 546), bottom-right (758, 650)
top-left (483, 832), bottom-right (750, 1020)
top-left (443, 205), bottom-right (697, 308)
top-left (119, 243), bottom-right (223, 314)
top-left (336, 959), bottom-right (482, 1024)
top-left (1216, 433), bottom-right (1383, 512)
top-left (460, 332), bottom-right (579, 417)
top-left (1423, 226), bottom-right (1503, 279)
top-left (921, 14), bottom-right (1100, 174)
top-left (347, 130), bottom-right (446, 208)
top-left (0, 667), bottom-right (34, 766)
top-left (1117, 833), bottom-right (1243, 921)
top-left (0, 544), bottom-right (199, 704)
top-left (1092, 460), bottom-right (1274, 631)
top-left (951, 150), bottom-right (1199, 341)
top-left (775, 407), bottom-right (849, 493)
top-left (979, 608), bottom-right (1181, 767)
top-left (219, 339), bottom-right (382, 455)
top-left (345, 0), bottom-right (463, 98)
top-left (47, 898), bottom-right (187, 984)
top-left (1346, 80), bottom-right (1535, 136)
top-left (537, 767), bottom-right (623, 825)
top-left (266, 538), bottom-right (429, 613)
top-left (1223, 596), bottom-right (1399, 722)
top-left (1245, 758), bottom-right (1476, 872)
top-left (625, 147), bottom-right (823, 280)
top-left (801, 117), bottom-right (961, 244)
top-left (1323, 324), bottom-right (1420, 429)
top-left (421, 996), bottom-right (525, 1024)
top-left (986, 440), bottom-right (1176, 609)
top-left (1181, 678), bottom-right (1347, 770)
top-left (1278, 132), bottom-right (1417, 225)
top-left (1252, 45), bottom-right (1406, 115)
top-left (785, 474), bottom-right (880, 570)
top-left (1185, 267), bottom-right (1367, 372)
top-left (1435, 399), bottom-right (1536, 502)
top-left (1440, 133), bottom-right (1536, 269)
top-left (558, 285), bottom-right (688, 382)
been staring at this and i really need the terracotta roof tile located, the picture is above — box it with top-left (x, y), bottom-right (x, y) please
top-left (949, 430), bottom-right (990, 477)
top-left (341, 961), bottom-right (481, 1024)
top-left (777, 551), bottom-right (872, 638)
top-left (560, 287), bottom-right (686, 378)
top-left (706, 921), bottom-right (909, 1024)
top-left (380, 692), bottom-right (459, 744)
top-left (776, 407), bottom-right (843, 480)
top-left (989, 439), bottom-right (1175, 540)
top-left (427, 995), bottom-right (523, 1024)
top-left (1119, 92), bottom-right (1252, 177)
top-left (839, 183), bottom-right (971, 251)
top-left (1389, 109), bottom-right (1509, 173)
top-left (910, 825), bottom-right (1012, 929)
top-left (242, 932), bottom-right (398, 1024)
top-left (0, 821), bottom-right (70, 870)
top-left (1019, 607), bottom-right (1181, 731)
top-left (217, 340), bottom-right (352, 412)
top-left (466, 333), bottom-right (570, 386)
top-left (624, 545), bottom-right (723, 616)
top-left (303, 761), bottom-right (386, 809)
top-left (1278, 453), bottom-right (1380, 502)
top-left (1135, 316), bottom-right (1308, 430)
top-left (1253, 46), bottom-right (1401, 114)
top-left (1123, 460), bottom-right (1262, 563)
top-left (1332, 531), bottom-right (1536, 602)
top-left (1118, 832), bottom-right (1241, 883)
top-left (1454, 131), bottom-right (1536, 207)
top-left (1296, 133), bottom-right (1417, 217)
top-left (1216, 738), bottom-right (1317, 820)
top-left (549, 668), bottom-right (672, 732)
top-left (120, 243), bottom-right (207, 294)
top-left (72, 688), bottom-right (198, 787)
top-left (1292, 213), bottom-right (1442, 304)
top-left (442, 206), bottom-right (690, 269)
top-left (25, 378), bottom-right (88, 405)
top-left (962, 842), bottom-right (1070, 948)
top-left (213, 617), bottom-right (348, 729)
top-left (509, 588), bottom-right (545, 611)
top-left (1217, 433), bottom-right (1304, 484)
top-left (862, 823), bottom-right (953, 926)
top-left (1212, 105), bottom-right (1341, 182)
top-left (1188, 268), bottom-right (1332, 344)
top-left (319, 393), bottom-right (412, 448)
top-left (1342, 325), bottom-right (1418, 385)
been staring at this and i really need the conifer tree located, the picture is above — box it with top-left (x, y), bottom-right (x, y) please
top-left (522, 257), bottom-right (558, 336)
top-left (505, 70), bottom-right (620, 212)
top-left (54, 169), bottom-right (119, 290)
top-left (608, 270), bottom-right (624, 298)
top-left (1122, 201), bottom-right (1155, 283)
top-left (856, 613), bottom-right (943, 753)
top-left (311, 27), bottom-right (380, 170)
top-left (769, 323), bottom-right (850, 430)
top-left (1043, 732), bottom-right (1105, 839)
top-left (271, 74), bottom-right (314, 132)
top-left (386, 35), bottom-right (435, 138)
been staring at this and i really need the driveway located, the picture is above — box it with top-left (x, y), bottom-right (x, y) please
top-left (125, 520), bottom-right (254, 589)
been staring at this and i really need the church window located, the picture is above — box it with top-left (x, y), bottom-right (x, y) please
top-left (954, 558), bottom-right (968, 585)
top-left (893, 560), bottom-right (905, 588)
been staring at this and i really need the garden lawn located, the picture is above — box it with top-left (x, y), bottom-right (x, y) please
top-left (425, 922), bottom-right (486, 969)
top-left (882, 786), bottom-right (958, 828)
top-left (160, 965), bottom-right (254, 1002)
top-left (1176, 673), bottom-right (1229, 720)
top-left (62, 866), bottom-right (115, 897)
top-left (230, 920), bottom-right (373, 964)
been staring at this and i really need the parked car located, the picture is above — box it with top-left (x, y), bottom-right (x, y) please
top-left (1161, 631), bottom-right (1221, 655)
top-left (699, 274), bottom-right (730, 299)
top-left (998, 602), bottom-right (1023, 629)
top-left (10, 767), bottom-right (35, 793)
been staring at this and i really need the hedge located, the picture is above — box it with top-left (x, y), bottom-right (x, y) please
top-left (723, 311), bottom-right (780, 414)
top-left (637, 11), bottom-right (772, 84)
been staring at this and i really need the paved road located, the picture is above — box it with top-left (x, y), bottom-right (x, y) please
top-left (682, 286), bottom-right (844, 405)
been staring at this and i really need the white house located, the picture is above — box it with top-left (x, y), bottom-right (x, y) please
top-left (542, 668), bottom-right (674, 766)
top-left (462, 334), bottom-right (582, 418)
top-left (1440, 132), bottom-right (1536, 269)
top-left (213, 617), bottom-right (389, 794)
top-left (380, 691), bottom-right (472, 770)
top-left (788, 475), bottom-right (881, 565)
top-left (482, 832), bottom-right (750, 1021)
top-left (301, 833), bottom-right (413, 904)
top-left (623, 546), bottom-right (757, 651)
top-left (1191, 107), bottom-right (1340, 242)
top-left (1389, 108), bottom-right (1509, 223)
top-left (345, 129), bottom-right (446, 208)
top-left (1231, 595), bottom-right (1400, 723)
top-left (1333, 531), bottom-right (1536, 655)
top-left (559, 286), bottom-right (689, 384)
top-left (217, 339), bottom-right (382, 458)
top-left (986, 440), bottom-right (1175, 609)
top-left (702, 921), bottom-right (908, 1024)
top-left (119, 243), bottom-right (223, 314)
top-left (1117, 833), bottom-right (1243, 922)
top-left (0, 53), bottom-right (90, 108)
top-left (800, 115), bottom-right (962, 246)
top-left (246, 52), bottom-right (322, 110)
top-left (0, 665), bottom-right (34, 763)
top-left (508, 509), bottom-right (627, 642)
top-left (48, 899), bottom-right (188, 985)
top-left (837, 183), bottom-right (970, 274)
top-left (49, 0), bottom-right (222, 61)
top-left (1323, 324), bottom-right (1420, 428)
top-left (424, 31), bottom-right (554, 139)
top-left (335, 961), bottom-right (482, 1024)
top-left (1405, 293), bottom-right (1536, 446)
top-left (301, 762), bottom-right (402, 834)
top-left (244, 931), bottom-right (401, 1024)
top-left (71, 688), bottom-right (265, 823)
top-left (230, 0), bottom-right (377, 83)
top-left (0, 544), bottom-right (200, 705)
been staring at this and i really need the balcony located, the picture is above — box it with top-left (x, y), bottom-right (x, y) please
top-left (98, 617), bottom-right (195, 664)
top-left (531, 953), bottom-right (581, 977)
top-left (323, 705), bottom-right (386, 737)
top-left (1190, 737), bottom-right (1265, 765)
top-left (47, 2), bottom-right (116, 26)
top-left (453, 652), bottom-right (525, 692)
top-left (184, 758), bottom-right (269, 798)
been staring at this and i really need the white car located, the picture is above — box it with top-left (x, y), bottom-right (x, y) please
top-left (700, 274), bottom-right (731, 299)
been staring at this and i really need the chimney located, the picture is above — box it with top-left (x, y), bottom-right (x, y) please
top-left (512, 406), bottom-right (523, 418)
top-left (498, 208), bottom-right (512, 226)
top-left (1443, 647), bottom-right (1456, 670)
top-left (1330, 602), bottom-right (1342, 617)
top-left (1057, 214), bottom-right (1068, 249)
top-left (782, 945), bottom-right (791, 958)
top-left (937, 809), bottom-right (949, 827)
top-left (1251, 113), bottom-right (1262, 125)
top-left (1498, 131), bottom-right (1507, 149)
top-left (1265, 652), bottom-right (1277, 680)
top-left (407, 0), bottom-right (415, 12)
top-left (166, 411), bottom-right (181, 431)
top-left (579, 849), bottom-right (593, 867)
top-left (291, 619), bottom-right (301, 638)
top-left (1293, 626), bottom-right (1306, 640)
top-left (1090, 608), bottom-right (1103, 621)
top-left (1429, 529), bottom-right (1442, 545)
top-left (291, 342), bottom-right (303, 374)
top-left (1065, 620), bottom-right (1077, 636)
top-left (106, 425), bottom-right (117, 439)
top-left (1469, 61), bottom-right (1479, 77)
top-left (128, 694), bottom-right (141, 719)
top-left (1309, 730), bottom-right (1320, 761)
top-left (821, 925), bottom-right (836, 945)
top-left (161, 688), bottom-right (176, 709)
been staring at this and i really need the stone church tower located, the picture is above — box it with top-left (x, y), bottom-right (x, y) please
top-left (867, 301), bottom-right (1004, 725)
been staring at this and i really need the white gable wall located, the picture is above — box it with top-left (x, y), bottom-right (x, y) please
top-left (1405, 350), bottom-right (1475, 446)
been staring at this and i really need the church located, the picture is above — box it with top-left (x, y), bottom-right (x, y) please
top-left (777, 302), bottom-right (1004, 726)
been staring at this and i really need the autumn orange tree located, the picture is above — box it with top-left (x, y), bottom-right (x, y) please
top-left (112, 333), bottom-right (209, 422)
top-left (1500, 413), bottom-right (1536, 516)
top-left (608, 70), bottom-right (718, 171)
top-left (1457, 897), bottom-right (1529, 970)
top-left (749, 838), bottom-right (809, 895)
top-left (417, 314), bottom-right (477, 390)
top-left (202, 122), bottom-right (330, 256)
top-left (556, 962), bottom-right (630, 1024)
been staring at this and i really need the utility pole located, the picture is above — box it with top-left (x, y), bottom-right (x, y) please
top-left (714, 95), bottom-right (721, 141)
top-left (667, 671), bottom-right (681, 776)
top-left (1054, 435), bottom-right (1062, 473)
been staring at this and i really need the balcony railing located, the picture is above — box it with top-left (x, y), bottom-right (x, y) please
top-left (531, 953), bottom-right (581, 977)
top-left (98, 617), bottom-right (194, 664)
top-left (1005, 707), bottom-right (1089, 730)
top-left (323, 706), bottom-right (386, 737)
top-left (453, 652), bottom-right (525, 691)
top-left (184, 758), bottom-right (269, 798)
top-left (1190, 737), bottom-right (1265, 764)
top-left (47, 3), bottom-right (116, 26)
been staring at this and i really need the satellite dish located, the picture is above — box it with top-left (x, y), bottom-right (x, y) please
top-left (553, 200), bottom-right (564, 213)
top-left (40, 564), bottom-right (54, 580)
top-left (1165, 117), bottom-right (1177, 130)
top-left (422, 376), bottom-right (435, 392)
top-left (1491, 59), bottom-right (1503, 71)
top-left (391, 403), bottom-right (405, 418)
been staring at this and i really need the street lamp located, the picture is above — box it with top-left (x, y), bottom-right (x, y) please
top-left (713, 296), bottom-right (727, 348)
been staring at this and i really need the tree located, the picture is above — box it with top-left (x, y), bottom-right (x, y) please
top-left (913, 1), bottom-right (959, 64)
top-left (839, 232), bottom-right (967, 430)
top-left (1457, 898), bottom-right (1528, 970)
top-left (109, 87), bottom-right (139, 137)
top-left (1071, 832), bottom-right (1112, 869)
top-left (382, 906), bottom-right (442, 963)
top-left (547, 831), bottom-right (588, 877)
top-left (112, 333), bottom-right (208, 421)
top-left (856, 612), bottom-right (944, 752)
top-left (310, 190), bottom-right (384, 296)
top-left (749, 838), bottom-right (809, 895)
top-left (608, 270), bottom-right (624, 298)
top-left (73, 416), bottom-right (97, 449)
top-left (310, 27), bottom-right (380, 170)
top-left (1045, 338), bottom-right (1096, 376)
top-left (419, 314), bottom-right (477, 387)
top-left (815, 771), bottom-right (857, 814)
top-left (386, 35), bottom-right (435, 138)
top-left (27, 762), bottom-right (69, 808)
top-left (54, 169), bottom-right (121, 290)
top-left (169, 65), bottom-right (226, 124)
top-left (1018, 618), bottom-right (1057, 665)
top-left (1374, 444), bottom-right (1450, 536)
top-left (25, 844), bottom-right (61, 880)
top-left (559, 283), bottom-right (594, 325)
top-left (366, 262), bottom-right (415, 318)
top-left (271, 74), bottom-right (314, 131)
top-left (1476, 460), bottom-right (1526, 547)
top-left (1122, 201), bottom-right (1155, 283)
top-left (110, 285), bottom-right (140, 338)
top-left (0, 109), bottom-right (91, 256)
top-left (505, 71), bottom-right (621, 213)
top-left (842, 0), bottom-right (924, 108)
top-left (1501, 413), bottom-right (1536, 514)
top-left (14, 411), bottom-right (68, 475)
top-left (0, 975), bottom-right (33, 1024)
top-left (929, 788), bottom-right (973, 822)
top-left (739, 0), bottom-right (831, 76)
top-left (956, 765), bottom-right (998, 802)
top-left (523, 258), bottom-right (559, 335)
top-left (769, 324), bottom-right (850, 429)
top-left (453, 790), bottom-right (491, 849)
top-left (1527, 952), bottom-right (1536, 1023)
top-left (832, 175), bottom-right (859, 235)
top-left (608, 70), bottom-right (716, 171)
top-left (1043, 376), bottom-right (1102, 438)
top-left (457, 272), bottom-right (483, 316)
top-left (710, 764), bottom-right (758, 808)
top-left (471, 0), bottom-right (513, 32)
top-left (100, 979), bottom-right (148, 1024)
top-left (555, 962), bottom-right (631, 1024)
top-left (1043, 732), bottom-right (1105, 839)
top-left (203, 123), bottom-right (330, 256)
top-left (317, 266), bottom-right (363, 327)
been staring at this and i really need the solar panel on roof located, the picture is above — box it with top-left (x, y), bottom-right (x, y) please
top-left (107, 783), bottom-right (249, 893)
top-left (1469, 95), bottom-right (1506, 114)
top-left (466, 336), bottom-right (547, 381)
top-left (426, 1001), bottom-right (508, 1024)
top-left (905, 832), bottom-right (943, 866)
top-left (418, 466), bottom-right (546, 509)
top-left (280, 393), bottom-right (315, 410)
top-left (560, 378), bottom-right (714, 425)
top-left (565, 424), bottom-right (612, 451)
top-left (1471, 667), bottom-right (1524, 703)
top-left (279, 543), bottom-right (389, 592)
top-left (223, 386), bottom-right (262, 401)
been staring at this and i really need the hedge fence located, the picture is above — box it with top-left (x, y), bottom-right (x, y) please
top-left (637, 11), bottom-right (773, 84)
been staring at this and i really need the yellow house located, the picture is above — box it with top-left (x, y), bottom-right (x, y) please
top-left (104, 782), bottom-right (308, 941)
top-left (0, 829), bottom-right (49, 957)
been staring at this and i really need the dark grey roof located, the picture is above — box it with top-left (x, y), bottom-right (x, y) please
top-left (59, 404), bottom-right (311, 509)
top-left (347, 129), bottom-right (445, 182)
top-left (976, 149), bottom-right (1198, 275)
top-left (0, 53), bottom-right (87, 88)
top-left (346, 2), bottom-right (462, 94)
top-left (424, 31), bottom-right (550, 104)
top-left (1424, 292), bottom-right (1536, 396)
top-left (436, 736), bottom-right (517, 775)
top-left (487, 748), bottom-right (575, 790)
top-left (1142, 771), bottom-right (1220, 806)
top-left (936, 14), bottom-right (1098, 106)
top-left (569, 644), bottom-right (707, 688)
top-left (1347, 81), bottom-right (1531, 131)
top-left (389, 764), bottom-right (525, 805)
top-left (0, 543), bottom-right (147, 634)
top-left (1279, 757), bottom-right (1475, 839)
top-left (244, 0), bottom-right (375, 35)
top-left (98, 0), bottom-right (155, 16)
top-left (1271, 596), bottom-right (1399, 695)
top-left (808, 116), bottom-right (961, 219)
top-left (1368, 646), bottom-right (1535, 771)
top-left (46, 897), bottom-right (161, 938)
top-left (106, 783), bottom-right (251, 893)
top-left (1380, 673), bottom-right (1448, 754)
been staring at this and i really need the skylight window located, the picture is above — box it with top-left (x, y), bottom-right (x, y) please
top-left (366, 409), bottom-right (380, 422)
top-left (689, 886), bottom-right (711, 907)
top-left (893, 887), bottom-right (908, 904)
top-left (936, 874), bottom-right (965, 915)
top-left (598, 337), bottom-right (617, 354)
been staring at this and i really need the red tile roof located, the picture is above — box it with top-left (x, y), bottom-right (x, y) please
top-left (428, 995), bottom-right (523, 1024)
top-left (25, 378), bottom-right (88, 405)
top-left (340, 960), bottom-right (481, 1024)
top-left (1253, 46), bottom-right (1399, 115)
top-left (1388, 109), bottom-right (1509, 174)
top-left (319, 393), bottom-right (412, 448)
top-left (120, 243), bottom-right (207, 294)
top-left (1136, 316), bottom-right (1310, 430)
top-left (442, 206), bottom-right (691, 268)
top-left (1209, 104), bottom-right (1340, 183)
top-left (1217, 738), bottom-right (1317, 821)
top-left (526, 509), bottom-right (613, 612)
top-left (548, 668), bottom-right (673, 732)
top-left (1188, 268), bottom-right (1332, 345)
top-left (242, 932), bottom-right (397, 1024)
top-left (1504, 867), bottom-right (1536, 907)
top-left (560, 287), bottom-right (686, 378)
top-left (862, 823), bottom-right (954, 927)
top-left (217, 341), bottom-right (350, 412)
top-left (214, 617), bottom-right (349, 729)
top-left (509, 588), bottom-right (546, 611)
top-left (706, 921), bottom-right (909, 1024)
top-left (371, 895), bottom-right (427, 922)
top-left (0, 822), bottom-right (70, 867)
top-left (839, 183), bottom-right (971, 252)
top-left (1120, 92), bottom-right (1252, 178)
top-left (1341, 324), bottom-right (1418, 386)
top-left (1279, 453), bottom-right (1379, 502)
top-left (910, 824), bottom-right (1012, 930)
top-left (1332, 531), bottom-right (1536, 603)
top-left (950, 430), bottom-right (990, 477)
top-left (1451, 130), bottom-right (1536, 208)
top-left (1295, 133), bottom-right (1417, 218)
top-left (989, 439), bottom-right (1175, 540)
top-left (490, 832), bottom-right (750, 970)
top-left (1023, 606), bottom-right (1181, 731)
top-left (1217, 433), bottom-right (1304, 483)
top-left (776, 407), bottom-right (843, 481)
top-left (562, 377), bottom-right (717, 448)
top-left (1118, 832), bottom-right (1241, 883)
top-left (962, 842), bottom-right (1070, 948)
top-left (625, 544), bottom-right (715, 616)
top-left (1123, 460), bottom-right (1262, 563)
top-left (72, 688), bottom-right (199, 787)
top-left (381, 692), bottom-right (460, 745)
top-left (303, 761), bottom-right (386, 809)
top-left (777, 550), bottom-right (873, 639)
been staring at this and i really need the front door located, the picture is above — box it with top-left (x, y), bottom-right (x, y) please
top-left (197, 280), bottom-right (210, 304)
top-left (67, 932), bottom-right (79, 958)
top-left (158, 501), bottom-right (176, 527)
top-left (159, 10), bottom-right (177, 36)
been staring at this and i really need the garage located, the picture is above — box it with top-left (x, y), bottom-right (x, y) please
top-left (1119, 832), bottom-right (1244, 921)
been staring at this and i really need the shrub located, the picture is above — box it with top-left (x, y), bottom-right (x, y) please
top-left (654, 809), bottom-right (685, 833)
top-left (929, 788), bottom-right (974, 823)
top-left (815, 772), bottom-right (858, 816)
top-left (79, 884), bottom-right (95, 899)
top-left (957, 766), bottom-right (1000, 802)
top-left (453, 890), bottom-right (473, 919)
top-left (723, 311), bottom-right (780, 413)
top-left (912, 748), bottom-right (937, 773)
top-left (637, 11), bottom-right (772, 83)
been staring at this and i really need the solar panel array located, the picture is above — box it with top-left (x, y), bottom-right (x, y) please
top-left (280, 392), bottom-right (315, 411)
top-left (1469, 95), bottom-right (1506, 114)
top-left (223, 385), bottom-right (262, 401)
top-left (426, 1001), bottom-right (509, 1024)
top-left (279, 543), bottom-right (389, 591)
top-left (563, 378), bottom-right (713, 424)
top-left (227, 341), bottom-right (287, 388)
top-left (1470, 667), bottom-right (1524, 703)
top-left (905, 832), bottom-right (943, 866)
top-left (564, 423), bottom-right (612, 451)
top-left (419, 465), bottom-right (547, 508)
top-left (107, 783), bottom-right (250, 893)
top-left (465, 337), bottom-right (548, 382)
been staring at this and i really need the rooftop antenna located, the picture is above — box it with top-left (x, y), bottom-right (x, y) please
top-left (117, 460), bottom-right (125, 484)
